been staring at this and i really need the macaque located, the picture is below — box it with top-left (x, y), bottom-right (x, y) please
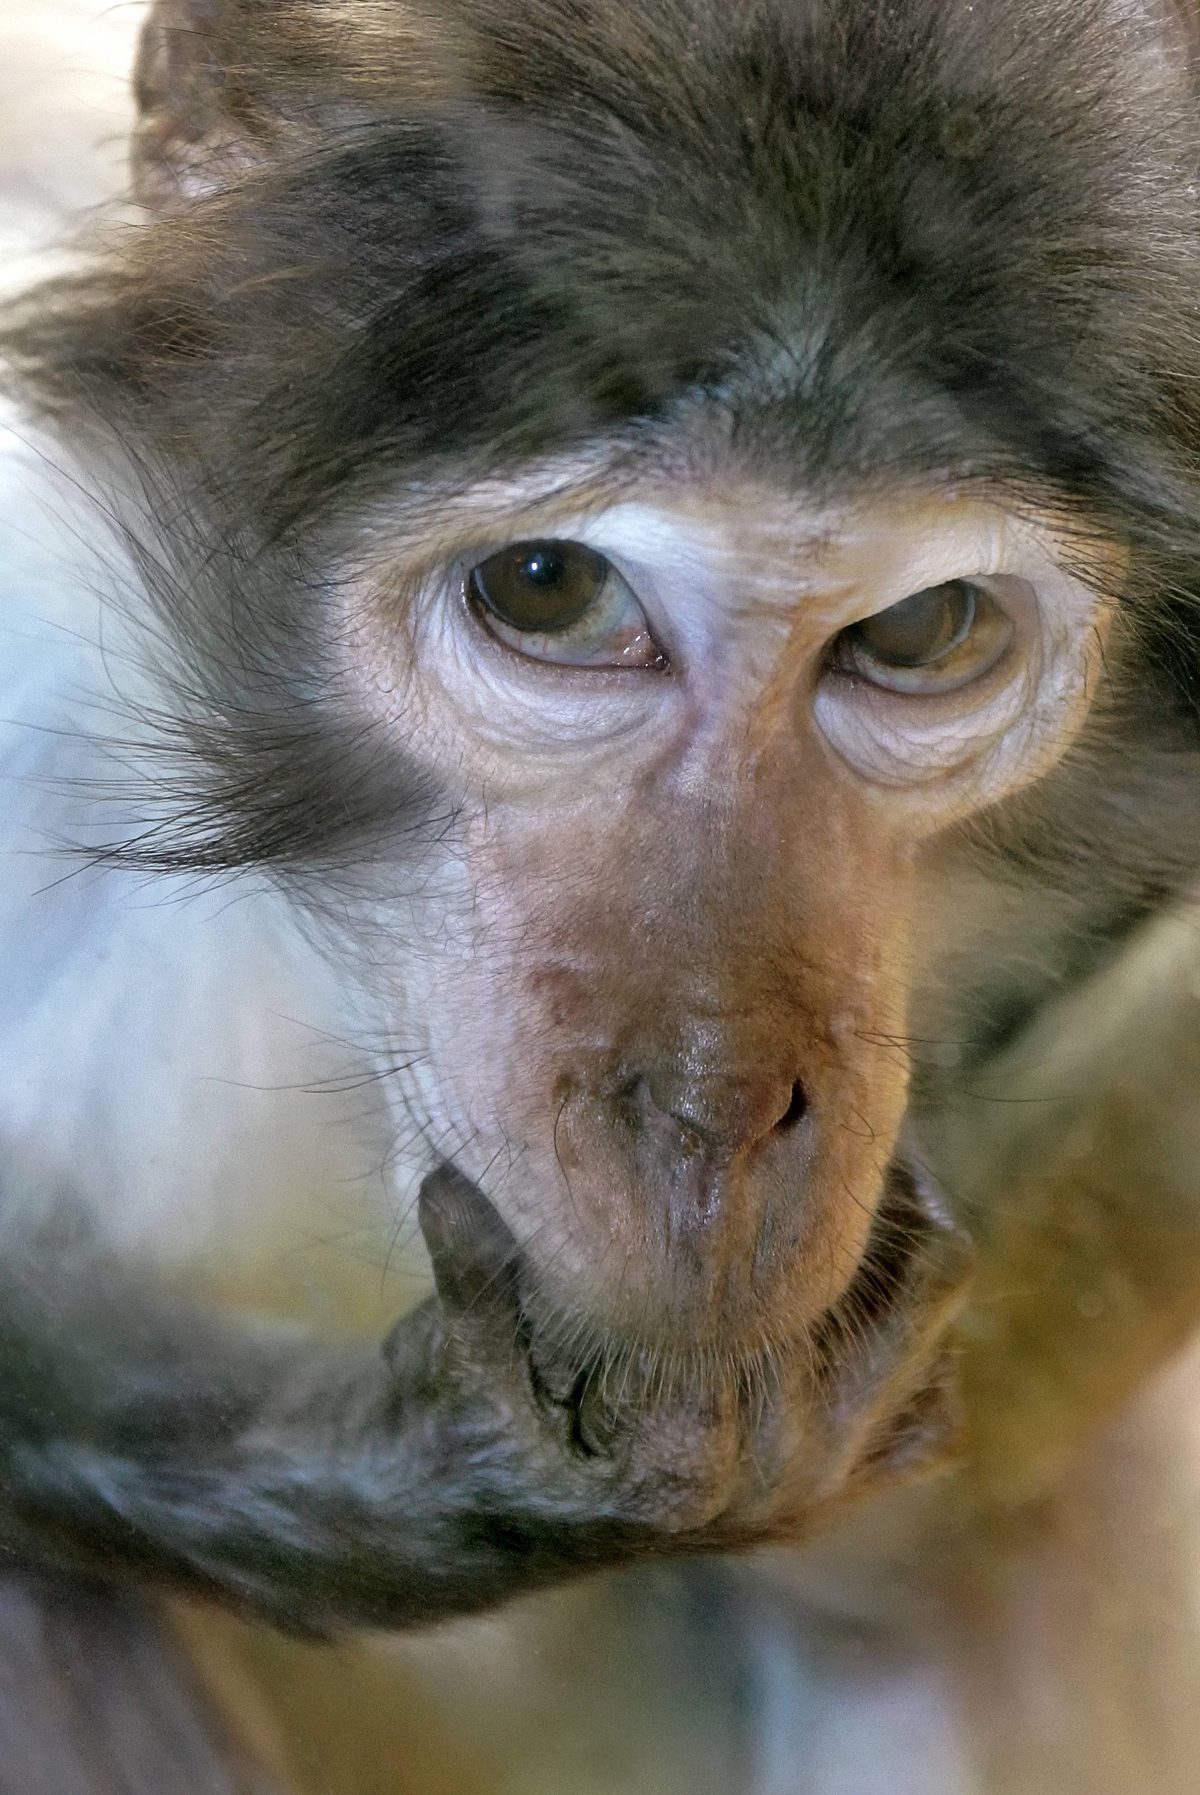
top-left (2, 0), bottom-right (1200, 1789)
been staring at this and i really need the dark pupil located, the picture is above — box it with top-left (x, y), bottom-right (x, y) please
top-left (854, 581), bottom-right (976, 668)
top-left (472, 541), bottom-right (607, 633)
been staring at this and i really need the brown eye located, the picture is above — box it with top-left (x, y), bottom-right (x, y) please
top-left (469, 541), bottom-right (608, 634)
top-left (833, 581), bottom-right (1014, 694)
top-left (466, 539), bottom-right (666, 670)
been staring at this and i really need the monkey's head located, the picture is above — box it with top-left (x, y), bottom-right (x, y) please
top-left (23, 0), bottom-right (1200, 1364)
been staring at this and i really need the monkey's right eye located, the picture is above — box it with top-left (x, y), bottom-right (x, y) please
top-left (467, 541), bottom-right (667, 670)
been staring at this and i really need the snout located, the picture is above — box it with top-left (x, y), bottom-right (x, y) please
top-left (531, 1028), bottom-right (904, 1352)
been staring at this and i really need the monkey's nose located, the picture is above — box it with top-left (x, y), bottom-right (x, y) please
top-left (628, 1069), bottom-right (807, 1157)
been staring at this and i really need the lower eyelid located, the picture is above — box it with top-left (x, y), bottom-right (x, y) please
top-left (812, 670), bottom-right (1037, 791)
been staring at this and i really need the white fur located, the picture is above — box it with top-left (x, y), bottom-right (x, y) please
top-left (0, 399), bottom-right (397, 1267)
top-left (0, 4), bottom-right (395, 1274)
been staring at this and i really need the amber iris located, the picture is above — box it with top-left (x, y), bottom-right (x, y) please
top-left (470, 542), bottom-right (610, 635)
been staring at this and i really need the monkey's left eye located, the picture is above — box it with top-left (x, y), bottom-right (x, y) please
top-left (467, 540), bottom-right (667, 670)
top-left (830, 581), bottom-right (1015, 694)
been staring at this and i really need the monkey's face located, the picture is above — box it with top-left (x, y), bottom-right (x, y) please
top-left (107, 0), bottom-right (1177, 1365)
top-left (338, 475), bottom-right (1113, 1355)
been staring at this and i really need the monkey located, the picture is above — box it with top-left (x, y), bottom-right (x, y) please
top-left (3, 0), bottom-right (1200, 1788)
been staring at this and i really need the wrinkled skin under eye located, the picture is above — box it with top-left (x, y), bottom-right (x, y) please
top-left (467, 540), bottom-right (668, 670)
top-left (831, 581), bottom-right (1015, 694)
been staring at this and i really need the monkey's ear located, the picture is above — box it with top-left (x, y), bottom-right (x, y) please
top-left (132, 0), bottom-right (275, 210)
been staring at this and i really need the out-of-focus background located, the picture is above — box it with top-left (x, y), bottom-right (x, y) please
top-left (0, 1), bottom-right (141, 295)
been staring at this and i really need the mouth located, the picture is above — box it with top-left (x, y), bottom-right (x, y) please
top-left (419, 1144), bottom-right (974, 1532)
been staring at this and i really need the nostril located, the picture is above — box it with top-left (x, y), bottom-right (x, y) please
top-left (624, 1069), bottom-right (808, 1152)
top-left (777, 1080), bottom-right (808, 1133)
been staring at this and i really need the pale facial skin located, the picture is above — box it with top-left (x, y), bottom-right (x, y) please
top-left (334, 472), bottom-right (1116, 1363)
